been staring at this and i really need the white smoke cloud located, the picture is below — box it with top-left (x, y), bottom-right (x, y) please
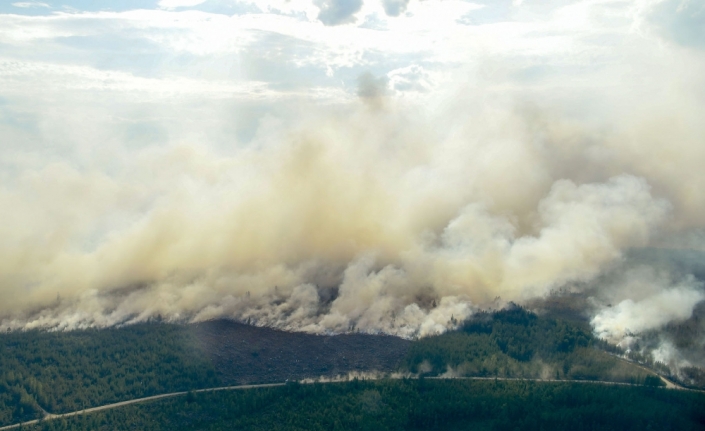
top-left (0, 124), bottom-right (673, 337)
top-left (591, 281), bottom-right (705, 343)
top-left (0, 0), bottom-right (704, 351)
top-left (0, 92), bottom-right (697, 340)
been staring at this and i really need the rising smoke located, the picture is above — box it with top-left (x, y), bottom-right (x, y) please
top-left (1, 94), bottom-right (703, 345)
top-left (0, 0), bottom-right (704, 379)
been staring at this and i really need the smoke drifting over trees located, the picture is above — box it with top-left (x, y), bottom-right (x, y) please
top-left (0, 0), bottom-right (704, 375)
top-left (2, 98), bottom-right (703, 354)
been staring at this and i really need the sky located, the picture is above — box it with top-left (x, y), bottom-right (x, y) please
top-left (1, 0), bottom-right (704, 369)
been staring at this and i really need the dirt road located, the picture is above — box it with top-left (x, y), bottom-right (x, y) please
top-left (1, 375), bottom-right (702, 430)
top-left (0, 383), bottom-right (284, 431)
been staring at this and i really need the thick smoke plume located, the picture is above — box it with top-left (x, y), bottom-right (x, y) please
top-left (0, 1), bottom-right (704, 379)
top-left (1, 96), bottom-right (703, 344)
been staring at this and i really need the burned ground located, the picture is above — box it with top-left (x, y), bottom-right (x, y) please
top-left (189, 320), bottom-right (412, 385)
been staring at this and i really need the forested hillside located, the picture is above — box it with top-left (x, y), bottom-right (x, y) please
top-left (22, 379), bottom-right (705, 431)
top-left (0, 321), bottom-right (409, 427)
top-left (0, 324), bottom-right (219, 426)
top-left (0, 307), bottom-right (684, 428)
top-left (402, 306), bottom-right (660, 384)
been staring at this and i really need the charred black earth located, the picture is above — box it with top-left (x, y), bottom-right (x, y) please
top-left (0, 320), bottom-right (412, 426)
top-left (190, 320), bottom-right (412, 385)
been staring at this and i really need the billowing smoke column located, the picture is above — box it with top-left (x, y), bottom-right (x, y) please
top-left (1, 97), bottom-right (703, 348)
top-left (0, 1), bottom-right (704, 382)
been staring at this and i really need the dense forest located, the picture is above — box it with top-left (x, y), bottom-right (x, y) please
top-left (0, 324), bottom-right (219, 425)
top-left (402, 306), bottom-right (658, 384)
top-left (0, 306), bottom-right (687, 428)
top-left (0, 320), bottom-right (410, 426)
top-left (22, 379), bottom-right (705, 431)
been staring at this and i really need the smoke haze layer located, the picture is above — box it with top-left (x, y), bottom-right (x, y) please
top-left (1, 0), bottom-right (704, 374)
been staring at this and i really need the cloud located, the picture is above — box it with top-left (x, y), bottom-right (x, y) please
top-left (11, 2), bottom-right (50, 8)
top-left (314, 0), bottom-right (363, 25)
top-left (382, 0), bottom-right (410, 16)
top-left (647, 0), bottom-right (705, 50)
top-left (388, 65), bottom-right (432, 94)
top-left (158, 0), bottom-right (207, 9)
